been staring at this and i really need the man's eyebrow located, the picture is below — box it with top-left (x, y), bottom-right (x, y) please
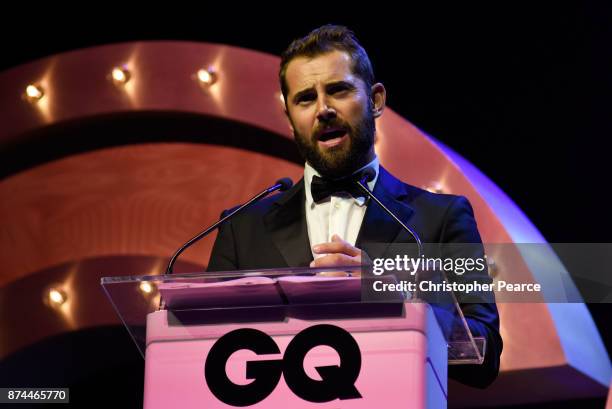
top-left (291, 80), bottom-right (357, 104)
top-left (325, 80), bottom-right (356, 90)
top-left (292, 87), bottom-right (315, 104)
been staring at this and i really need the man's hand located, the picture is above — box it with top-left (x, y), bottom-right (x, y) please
top-left (310, 234), bottom-right (367, 276)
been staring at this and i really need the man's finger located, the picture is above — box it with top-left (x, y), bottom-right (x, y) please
top-left (313, 242), bottom-right (351, 254)
top-left (310, 253), bottom-right (359, 268)
top-left (313, 237), bottom-right (360, 257)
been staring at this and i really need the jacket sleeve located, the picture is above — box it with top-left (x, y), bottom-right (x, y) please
top-left (442, 196), bottom-right (503, 388)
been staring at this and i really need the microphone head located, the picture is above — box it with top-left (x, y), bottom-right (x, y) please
top-left (276, 177), bottom-right (293, 191)
top-left (359, 167), bottom-right (376, 183)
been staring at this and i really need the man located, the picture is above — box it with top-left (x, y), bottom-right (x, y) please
top-left (208, 25), bottom-right (502, 388)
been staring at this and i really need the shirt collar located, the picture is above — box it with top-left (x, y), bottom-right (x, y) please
top-left (304, 156), bottom-right (380, 207)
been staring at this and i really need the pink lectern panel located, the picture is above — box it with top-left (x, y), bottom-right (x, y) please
top-left (143, 303), bottom-right (447, 409)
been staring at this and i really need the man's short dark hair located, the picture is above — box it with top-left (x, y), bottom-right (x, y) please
top-left (279, 25), bottom-right (376, 104)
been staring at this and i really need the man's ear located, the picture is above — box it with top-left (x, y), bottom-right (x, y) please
top-left (370, 83), bottom-right (386, 118)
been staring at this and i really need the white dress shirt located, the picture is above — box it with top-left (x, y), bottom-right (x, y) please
top-left (304, 157), bottom-right (380, 259)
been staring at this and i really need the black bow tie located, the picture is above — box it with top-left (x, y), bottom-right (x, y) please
top-left (310, 174), bottom-right (366, 203)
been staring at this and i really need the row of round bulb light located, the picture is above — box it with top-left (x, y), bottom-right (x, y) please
top-left (24, 64), bottom-right (450, 207)
top-left (44, 280), bottom-right (156, 311)
top-left (23, 65), bottom-right (218, 103)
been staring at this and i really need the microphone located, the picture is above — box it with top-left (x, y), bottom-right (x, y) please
top-left (355, 168), bottom-right (423, 257)
top-left (165, 177), bottom-right (293, 274)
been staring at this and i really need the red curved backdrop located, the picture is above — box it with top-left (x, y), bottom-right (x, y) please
top-left (0, 41), bottom-right (608, 407)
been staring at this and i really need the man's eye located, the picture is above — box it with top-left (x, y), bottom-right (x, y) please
top-left (298, 94), bottom-right (315, 104)
top-left (329, 85), bottom-right (352, 96)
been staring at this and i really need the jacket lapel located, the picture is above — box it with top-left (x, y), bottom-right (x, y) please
top-left (263, 179), bottom-right (314, 268)
top-left (263, 167), bottom-right (417, 267)
top-left (356, 167), bottom-right (416, 259)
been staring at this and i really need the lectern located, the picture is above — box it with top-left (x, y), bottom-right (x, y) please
top-left (102, 267), bottom-right (484, 408)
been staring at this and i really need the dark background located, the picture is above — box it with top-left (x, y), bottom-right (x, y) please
top-left (1, 3), bottom-right (610, 408)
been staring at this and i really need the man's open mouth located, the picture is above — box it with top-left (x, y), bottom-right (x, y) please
top-left (316, 127), bottom-right (349, 148)
top-left (318, 127), bottom-right (346, 141)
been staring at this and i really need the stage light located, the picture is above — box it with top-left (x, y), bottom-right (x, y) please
top-left (487, 256), bottom-right (499, 277)
top-left (48, 288), bottom-right (67, 307)
top-left (111, 66), bottom-right (131, 85)
top-left (196, 67), bottom-right (217, 86)
top-left (24, 84), bottom-right (44, 102)
top-left (139, 281), bottom-right (154, 294)
top-left (424, 182), bottom-right (444, 194)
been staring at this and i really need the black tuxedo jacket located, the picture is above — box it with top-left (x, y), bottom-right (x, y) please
top-left (208, 166), bottom-right (502, 388)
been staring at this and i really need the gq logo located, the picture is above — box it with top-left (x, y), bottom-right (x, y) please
top-left (204, 324), bottom-right (362, 406)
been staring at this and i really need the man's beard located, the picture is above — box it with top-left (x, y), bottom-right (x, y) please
top-left (293, 110), bottom-right (375, 179)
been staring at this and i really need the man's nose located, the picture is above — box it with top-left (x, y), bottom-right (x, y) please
top-left (316, 98), bottom-right (337, 122)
